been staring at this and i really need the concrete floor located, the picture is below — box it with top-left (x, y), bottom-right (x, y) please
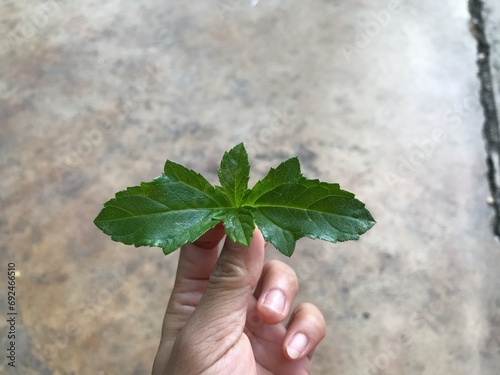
top-left (1, 0), bottom-right (499, 374)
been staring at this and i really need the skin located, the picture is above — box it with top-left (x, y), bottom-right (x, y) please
top-left (152, 224), bottom-right (326, 375)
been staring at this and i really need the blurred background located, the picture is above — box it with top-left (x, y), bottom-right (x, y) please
top-left (1, 0), bottom-right (500, 374)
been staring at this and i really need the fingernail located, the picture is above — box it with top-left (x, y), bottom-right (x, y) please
top-left (287, 332), bottom-right (308, 359)
top-left (261, 289), bottom-right (286, 314)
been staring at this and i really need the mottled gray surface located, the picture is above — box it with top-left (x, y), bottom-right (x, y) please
top-left (0, 0), bottom-right (499, 374)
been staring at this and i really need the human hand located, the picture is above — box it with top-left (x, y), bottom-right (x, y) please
top-left (152, 224), bottom-right (326, 375)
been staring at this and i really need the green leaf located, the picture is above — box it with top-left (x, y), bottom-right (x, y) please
top-left (94, 143), bottom-right (375, 257)
top-left (247, 176), bottom-right (374, 256)
top-left (243, 157), bottom-right (374, 256)
top-left (216, 207), bottom-right (255, 246)
top-left (217, 143), bottom-right (250, 207)
top-left (94, 161), bottom-right (230, 254)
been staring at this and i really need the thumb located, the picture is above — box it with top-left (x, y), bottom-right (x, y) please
top-left (180, 229), bottom-right (265, 351)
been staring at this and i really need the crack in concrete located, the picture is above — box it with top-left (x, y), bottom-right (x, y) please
top-left (469, 0), bottom-right (500, 237)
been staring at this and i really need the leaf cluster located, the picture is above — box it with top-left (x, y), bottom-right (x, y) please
top-left (94, 143), bottom-right (375, 256)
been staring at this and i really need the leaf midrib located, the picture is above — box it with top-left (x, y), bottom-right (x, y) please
top-left (95, 206), bottom-right (233, 222)
top-left (250, 204), bottom-right (371, 221)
